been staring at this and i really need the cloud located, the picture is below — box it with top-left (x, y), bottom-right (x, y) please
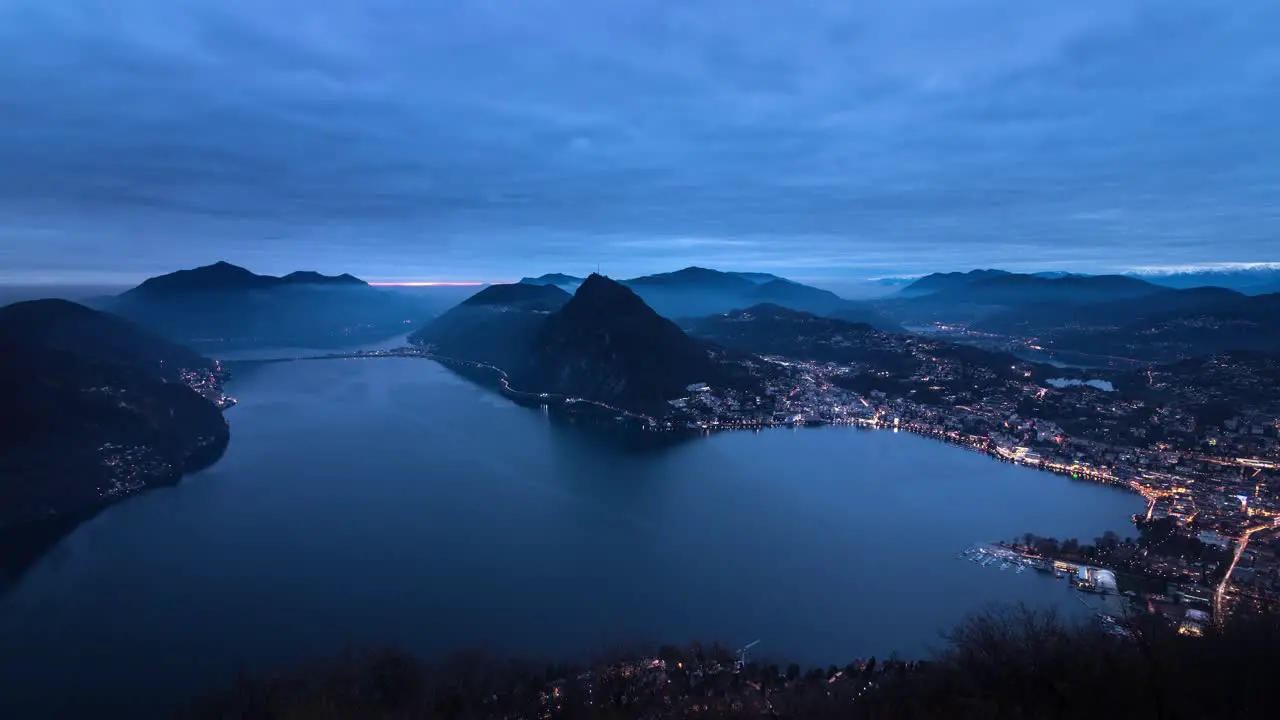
top-left (0, 0), bottom-right (1277, 282)
top-left (1127, 262), bottom-right (1280, 275)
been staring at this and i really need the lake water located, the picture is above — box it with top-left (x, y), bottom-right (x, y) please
top-left (0, 354), bottom-right (1142, 716)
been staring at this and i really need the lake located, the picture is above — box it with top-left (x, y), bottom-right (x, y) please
top-left (0, 352), bottom-right (1142, 716)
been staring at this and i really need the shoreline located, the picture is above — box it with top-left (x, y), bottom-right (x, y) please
top-left (232, 350), bottom-right (1149, 510)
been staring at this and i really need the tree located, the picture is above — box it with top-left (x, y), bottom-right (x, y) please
top-left (785, 663), bottom-right (801, 681)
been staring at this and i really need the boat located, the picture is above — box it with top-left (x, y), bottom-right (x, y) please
top-left (1016, 565), bottom-right (1026, 574)
top-left (1000, 562), bottom-right (1010, 570)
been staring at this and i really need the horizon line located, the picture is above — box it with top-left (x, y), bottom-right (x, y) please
top-left (368, 281), bottom-right (492, 287)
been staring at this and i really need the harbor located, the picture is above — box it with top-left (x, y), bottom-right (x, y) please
top-left (959, 544), bottom-right (1118, 591)
top-left (957, 543), bottom-right (1129, 630)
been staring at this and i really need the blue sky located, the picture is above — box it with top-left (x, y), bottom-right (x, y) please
top-left (1, 0), bottom-right (1277, 286)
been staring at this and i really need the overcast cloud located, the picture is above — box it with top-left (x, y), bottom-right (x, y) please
top-left (0, 0), bottom-right (1277, 284)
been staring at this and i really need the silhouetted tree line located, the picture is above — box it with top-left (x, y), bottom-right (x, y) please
top-left (180, 604), bottom-right (1280, 719)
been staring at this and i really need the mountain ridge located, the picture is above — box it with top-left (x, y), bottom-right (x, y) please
top-left (413, 274), bottom-right (761, 413)
top-left (105, 262), bottom-right (436, 349)
top-left (0, 299), bottom-right (229, 587)
top-left (522, 274), bottom-right (734, 411)
top-left (127, 261), bottom-right (368, 296)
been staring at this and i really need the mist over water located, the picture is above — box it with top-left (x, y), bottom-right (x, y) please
top-left (0, 352), bottom-right (1141, 716)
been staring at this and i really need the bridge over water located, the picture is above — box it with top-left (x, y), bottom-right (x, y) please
top-left (227, 349), bottom-right (657, 424)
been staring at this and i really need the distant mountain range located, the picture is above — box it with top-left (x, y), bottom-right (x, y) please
top-left (413, 275), bottom-right (762, 413)
top-left (876, 269), bottom-right (1280, 362)
top-left (683, 303), bottom-right (1037, 403)
top-left (896, 269), bottom-right (1015, 297)
top-left (1130, 267), bottom-right (1280, 295)
top-left (896, 266), bottom-right (1280, 296)
top-left (683, 303), bottom-right (1029, 375)
top-left (49, 259), bottom-right (1280, 366)
top-left (518, 273), bottom-right (585, 292)
top-left (101, 262), bottom-right (440, 350)
top-left (126, 261), bottom-right (367, 295)
top-left (519, 266), bottom-right (901, 332)
top-left (0, 299), bottom-right (229, 586)
top-left (897, 270), bottom-right (1152, 304)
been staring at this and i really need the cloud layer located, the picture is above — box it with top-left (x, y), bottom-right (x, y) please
top-left (1, 0), bottom-right (1277, 284)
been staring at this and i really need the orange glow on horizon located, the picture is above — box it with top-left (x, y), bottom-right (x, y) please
top-left (368, 281), bottom-right (489, 287)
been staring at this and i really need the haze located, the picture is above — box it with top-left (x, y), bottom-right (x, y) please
top-left (1, 0), bottom-right (1277, 286)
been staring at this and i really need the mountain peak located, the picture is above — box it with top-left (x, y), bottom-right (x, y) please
top-left (125, 263), bottom-right (371, 296)
top-left (624, 266), bottom-right (755, 292)
top-left (128, 262), bottom-right (274, 295)
top-left (899, 269), bottom-right (1011, 296)
top-left (519, 273), bottom-right (584, 287)
top-left (461, 282), bottom-right (570, 309)
top-left (281, 270), bottom-right (367, 286)
top-left (524, 273), bottom-right (727, 410)
top-left (566, 273), bottom-right (650, 314)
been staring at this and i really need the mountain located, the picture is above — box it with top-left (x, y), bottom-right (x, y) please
top-left (726, 271), bottom-right (784, 285)
top-left (0, 298), bottom-right (212, 378)
top-left (931, 273), bottom-right (1161, 305)
top-left (875, 269), bottom-right (1280, 361)
top-left (607, 266), bottom-right (900, 331)
top-left (0, 299), bottom-right (229, 586)
top-left (125, 260), bottom-right (277, 295)
top-left (751, 278), bottom-right (844, 311)
top-left (1132, 267), bottom-right (1280, 295)
top-left (622, 267), bottom-right (763, 312)
top-left (464, 282), bottom-right (572, 309)
top-left (414, 275), bottom-right (759, 413)
top-left (125, 262), bottom-right (369, 296)
top-left (518, 273), bottom-right (585, 291)
top-left (1027, 291), bottom-right (1280, 362)
top-left (877, 272), bottom-right (1168, 327)
top-left (409, 283), bottom-right (571, 370)
top-left (897, 269), bottom-right (1012, 297)
top-left (626, 266), bottom-right (757, 291)
top-left (280, 270), bottom-right (367, 287)
top-left (106, 262), bottom-right (436, 349)
top-left (522, 275), bottom-right (737, 411)
top-left (974, 286), bottom-right (1245, 337)
top-left (683, 303), bottom-right (882, 364)
top-left (684, 304), bottom-right (1031, 388)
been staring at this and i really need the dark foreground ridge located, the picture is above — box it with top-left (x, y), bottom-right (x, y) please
top-left (182, 605), bottom-right (1280, 719)
top-left (0, 299), bottom-right (231, 587)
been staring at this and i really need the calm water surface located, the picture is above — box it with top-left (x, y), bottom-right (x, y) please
top-left (0, 354), bottom-right (1141, 715)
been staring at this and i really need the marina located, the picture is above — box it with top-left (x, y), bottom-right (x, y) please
top-left (957, 544), bottom-right (1120, 596)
